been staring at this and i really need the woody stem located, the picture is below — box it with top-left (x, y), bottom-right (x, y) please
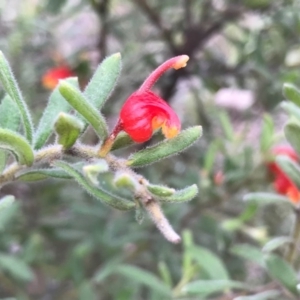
top-left (98, 121), bottom-right (123, 157)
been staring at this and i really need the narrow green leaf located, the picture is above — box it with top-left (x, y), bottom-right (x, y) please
top-left (158, 261), bottom-right (173, 287)
top-left (182, 280), bottom-right (249, 296)
top-left (84, 53), bottom-right (121, 110)
top-left (93, 257), bottom-right (123, 283)
top-left (155, 185), bottom-right (198, 203)
top-left (260, 114), bottom-right (274, 153)
top-left (188, 246), bottom-right (229, 280)
top-left (0, 195), bottom-right (15, 213)
top-left (54, 160), bottom-right (135, 211)
top-left (128, 126), bottom-right (202, 167)
top-left (265, 254), bottom-right (299, 295)
top-left (0, 95), bottom-right (20, 131)
top-left (34, 77), bottom-right (79, 149)
top-left (58, 81), bottom-right (108, 140)
top-left (16, 168), bottom-right (72, 181)
top-left (283, 83), bottom-right (300, 107)
top-left (234, 290), bottom-right (281, 300)
top-left (147, 184), bottom-right (175, 197)
top-left (0, 128), bottom-right (34, 166)
top-left (281, 101), bottom-right (300, 121)
top-left (204, 139), bottom-right (221, 173)
top-left (0, 253), bottom-right (34, 281)
top-left (111, 132), bottom-right (134, 151)
top-left (219, 111), bottom-right (234, 141)
top-left (262, 237), bottom-right (292, 253)
top-left (0, 95), bottom-right (21, 171)
top-left (284, 121), bottom-right (300, 155)
top-left (230, 244), bottom-right (265, 267)
top-left (276, 155), bottom-right (300, 189)
top-left (114, 264), bottom-right (172, 297)
top-left (243, 193), bottom-right (292, 207)
top-left (54, 112), bottom-right (84, 149)
top-left (0, 51), bottom-right (34, 143)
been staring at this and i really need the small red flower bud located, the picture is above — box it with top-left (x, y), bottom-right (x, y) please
top-left (267, 146), bottom-right (300, 204)
top-left (42, 65), bottom-right (74, 90)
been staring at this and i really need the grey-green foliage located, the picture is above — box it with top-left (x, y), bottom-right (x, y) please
top-left (0, 51), bottom-right (34, 143)
top-left (34, 77), bottom-right (79, 150)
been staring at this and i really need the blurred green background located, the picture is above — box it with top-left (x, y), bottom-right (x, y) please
top-left (1, 0), bottom-right (300, 299)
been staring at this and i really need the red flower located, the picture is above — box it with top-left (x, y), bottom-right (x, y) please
top-left (42, 65), bottom-right (74, 90)
top-left (267, 146), bottom-right (300, 204)
top-left (118, 55), bottom-right (189, 143)
top-left (99, 55), bottom-right (189, 157)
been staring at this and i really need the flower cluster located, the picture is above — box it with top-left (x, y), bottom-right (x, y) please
top-left (42, 65), bottom-right (74, 90)
top-left (267, 146), bottom-right (300, 204)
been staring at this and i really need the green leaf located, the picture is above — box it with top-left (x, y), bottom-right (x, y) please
top-left (182, 280), bottom-right (249, 296)
top-left (260, 114), bottom-right (274, 153)
top-left (243, 193), bottom-right (292, 207)
top-left (0, 253), bottom-right (34, 281)
top-left (284, 121), bottom-right (300, 155)
top-left (0, 95), bottom-right (20, 131)
top-left (262, 236), bottom-right (292, 253)
top-left (58, 81), bottom-right (108, 140)
top-left (219, 111), bottom-right (234, 141)
top-left (0, 195), bottom-right (15, 213)
top-left (34, 77), bottom-right (79, 149)
top-left (53, 160), bottom-right (135, 211)
top-left (265, 254), bottom-right (299, 295)
top-left (281, 101), bottom-right (300, 121)
top-left (111, 132), bottom-right (134, 151)
top-left (0, 128), bottom-right (34, 166)
top-left (204, 139), bottom-right (221, 173)
top-left (84, 53), bottom-right (121, 110)
top-left (275, 155), bottom-right (300, 189)
top-left (114, 264), bottom-right (171, 297)
top-left (283, 83), bottom-right (300, 107)
top-left (0, 51), bottom-right (34, 143)
top-left (147, 184), bottom-right (175, 197)
top-left (230, 244), bottom-right (265, 267)
top-left (233, 290), bottom-right (281, 300)
top-left (16, 168), bottom-right (72, 181)
top-left (158, 261), bottom-right (173, 287)
top-left (93, 257), bottom-right (123, 283)
top-left (54, 112), bottom-right (84, 149)
top-left (128, 126), bottom-right (202, 167)
top-left (0, 95), bottom-right (20, 171)
top-left (188, 246), bottom-right (229, 280)
top-left (154, 185), bottom-right (198, 203)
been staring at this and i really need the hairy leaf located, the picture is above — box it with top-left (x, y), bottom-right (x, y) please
top-left (54, 161), bottom-right (135, 211)
top-left (54, 112), bottom-right (84, 149)
top-left (58, 81), bottom-right (108, 140)
top-left (154, 185), bottom-right (198, 203)
top-left (0, 128), bottom-right (34, 166)
top-left (128, 126), bottom-right (202, 167)
top-left (0, 51), bottom-right (33, 143)
top-left (34, 77), bottom-right (79, 149)
top-left (283, 83), bottom-right (300, 107)
top-left (84, 53), bottom-right (121, 110)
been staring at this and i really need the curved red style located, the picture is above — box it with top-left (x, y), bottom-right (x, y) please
top-left (267, 146), bottom-right (300, 204)
top-left (42, 65), bottom-right (74, 90)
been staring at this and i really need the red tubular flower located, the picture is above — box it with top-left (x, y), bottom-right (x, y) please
top-left (119, 55), bottom-right (189, 143)
top-left (99, 55), bottom-right (189, 156)
top-left (267, 146), bottom-right (300, 204)
top-left (42, 65), bottom-right (75, 90)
